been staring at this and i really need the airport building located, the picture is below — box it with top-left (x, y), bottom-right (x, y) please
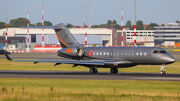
top-left (154, 23), bottom-right (180, 45)
top-left (0, 27), bottom-right (113, 51)
top-left (114, 30), bottom-right (154, 45)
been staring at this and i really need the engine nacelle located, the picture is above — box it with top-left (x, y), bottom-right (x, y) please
top-left (58, 46), bottom-right (84, 58)
top-left (75, 47), bottom-right (84, 56)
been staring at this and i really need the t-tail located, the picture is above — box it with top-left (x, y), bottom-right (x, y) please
top-left (54, 23), bottom-right (83, 48)
top-left (22, 23), bottom-right (83, 48)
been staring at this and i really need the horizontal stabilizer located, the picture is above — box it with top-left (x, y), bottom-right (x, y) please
top-left (3, 50), bottom-right (12, 61)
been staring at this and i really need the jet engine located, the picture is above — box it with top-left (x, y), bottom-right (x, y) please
top-left (75, 47), bottom-right (84, 57)
top-left (58, 46), bottom-right (84, 58)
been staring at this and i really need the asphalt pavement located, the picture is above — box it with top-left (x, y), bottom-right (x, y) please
top-left (0, 70), bottom-right (179, 81)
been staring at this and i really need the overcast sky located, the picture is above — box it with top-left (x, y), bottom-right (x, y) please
top-left (0, 0), bottom-right (180, 26)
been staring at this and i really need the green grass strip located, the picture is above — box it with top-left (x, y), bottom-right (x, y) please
top-left (0, 78), bottom-right (180, 101)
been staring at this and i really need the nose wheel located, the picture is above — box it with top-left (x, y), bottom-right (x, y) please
top-left (160, 64), bottom-right (166, 75)
top-left (161, 71), bottom-right (166, 75)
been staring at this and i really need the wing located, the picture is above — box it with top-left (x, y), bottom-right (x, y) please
top-left (14, 59), bottom-right (133, 67)
top-left (3, 51), bottom-right (133, 67)
top-left (15, 59), bottom-right (104, 66)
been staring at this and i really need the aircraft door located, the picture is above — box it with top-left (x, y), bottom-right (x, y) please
top-left (110, 50), bottom-right (114, 57)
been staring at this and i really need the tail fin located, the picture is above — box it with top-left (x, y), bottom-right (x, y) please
top-left (22, 23), bottom-right (82, 48)
top-left (54, 23), bottom-right (82, 48)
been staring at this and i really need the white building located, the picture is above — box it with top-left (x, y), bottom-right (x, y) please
top-left (115, 30), bottom-right (154, 45)
top-left (154, 23), bottom-right (180, 45)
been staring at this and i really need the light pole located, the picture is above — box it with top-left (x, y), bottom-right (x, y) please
top-left (134, 0), bottom-right (137, 46)
top-left (92, 5), bottom-right (94, 27)
top-left (25, 9), bottom-right (31, 52)
top-left (39, 4), bottom-right (45, 46)
top-left (83, 7), bottom-right (88, 25)
top-left (83, 7), bottom-right (88, 46)
top-left (5, 0), bottom-right (8, 50)
top-left (119, 5), bottom-right (125, 46)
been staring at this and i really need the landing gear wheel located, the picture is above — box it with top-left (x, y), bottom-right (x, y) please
top-left (161, 71), bottom-right (166, 75)
top-left (94, 69), bottom-right (98, 73)
top-left (110, 68), bottom-right (118, 73)
top-left (90, 68), bottom-right (94, 74)
top-left (89, 66), bottom-right (98, 74)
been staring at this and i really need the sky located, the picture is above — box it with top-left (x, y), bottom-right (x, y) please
top-left (0, 0), bottom-right (180, 26)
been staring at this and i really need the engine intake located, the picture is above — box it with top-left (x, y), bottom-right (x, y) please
top-left (76, 47), bottom-right (84, 56)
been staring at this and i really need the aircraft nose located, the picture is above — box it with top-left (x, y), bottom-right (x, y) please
top-left (163, 55), bottom-right (176, 64)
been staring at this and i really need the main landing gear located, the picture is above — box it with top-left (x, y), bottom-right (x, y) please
top-left (89, 66), bottom-right (98, 74)
top-left (110, 68), bottom-right (118, 73)
top-left (160, 64), bottom-right (166, 75)
top-left (89, 66), bottom-right (118, 74)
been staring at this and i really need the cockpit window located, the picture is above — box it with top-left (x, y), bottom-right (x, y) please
top-left (153, 50), bottom-right (166, 53)
top-left (153, 50), bottom-right (159, 53)
top-left (160, 50), bottom-right (166, 53)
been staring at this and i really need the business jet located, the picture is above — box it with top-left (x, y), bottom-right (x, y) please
top-left (4, 23), bottom-right (175, 75)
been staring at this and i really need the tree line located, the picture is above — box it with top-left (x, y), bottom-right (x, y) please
top-left (0, 17), bottom-right (180, 30)
top-left (0, 17), bottom-right (52, 29)
top-left (67, 20), bottom-right (180, 30)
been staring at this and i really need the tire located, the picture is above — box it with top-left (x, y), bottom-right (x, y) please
top-left (94, 69), bottom-right (98, 73)
top-left (114, 68), bottom-right (118, 73)
top-left (161, 71), bottom-right (165, 75)
top-left (110, 68), bottom-right (114, 73)
top-left (110, 68), bottom-right (118, 73)
top-left (90, 68), bottom-right (94, 74)
top-left (90, 68), bottom-right (98, 74)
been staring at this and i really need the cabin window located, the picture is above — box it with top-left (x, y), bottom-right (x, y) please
top-left (100, 52), bottom-right (102, 55)
top-left (107, 52), bottom-right (109, 55)
top-left (133, 52), bottom-right (136, 55)
top-left (103, 52), bottom-right (106, 55)
top-left (93, 52), bottom-right (96, 55)
top-left (129, 52), bottom-right (131, 55)
top-left (118, 52), bottom-right (121, 55)
top-left (131, 52), bottom-right (134, 55)
top-left (125, 52), bottom-right (127, 55)
top-left (140, 52), bottom-right (142, 55)
top-left (136, 52), bottom-right (139, 55)
top-left (122, 52), bottom-right (125, 55)
top-left (144, 52), bottom-right (146, 55)
top-left (114, 52), bottom-right (117, 55)
top-left (153, 50), bottom-right (159, 53)
top-left (160, 50), bottom-right (166, 53)
top-left (130, 52), bottom-right (133, 55)
top-left (96, 52), bottom-right (99, 55)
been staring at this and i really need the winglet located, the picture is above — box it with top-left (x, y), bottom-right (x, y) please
top-left (3, 50), bottom-right (12, 61)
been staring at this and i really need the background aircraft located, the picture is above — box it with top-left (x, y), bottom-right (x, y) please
top-left (4, 23), bottom-right (175, 75)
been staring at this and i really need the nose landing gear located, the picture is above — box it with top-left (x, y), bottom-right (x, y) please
top-left (160, 64), bottom-right (166, 75)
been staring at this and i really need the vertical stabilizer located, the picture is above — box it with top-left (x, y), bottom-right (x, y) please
top-left (54, 23), bottom-right (82, 48)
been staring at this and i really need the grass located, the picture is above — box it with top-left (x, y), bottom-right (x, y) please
top-left (0, 59), bottom-right (180, 74)
top-left (0, 78), bottom-right (180, 101)
top-left (162, 47), bottom-right (180, 49)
